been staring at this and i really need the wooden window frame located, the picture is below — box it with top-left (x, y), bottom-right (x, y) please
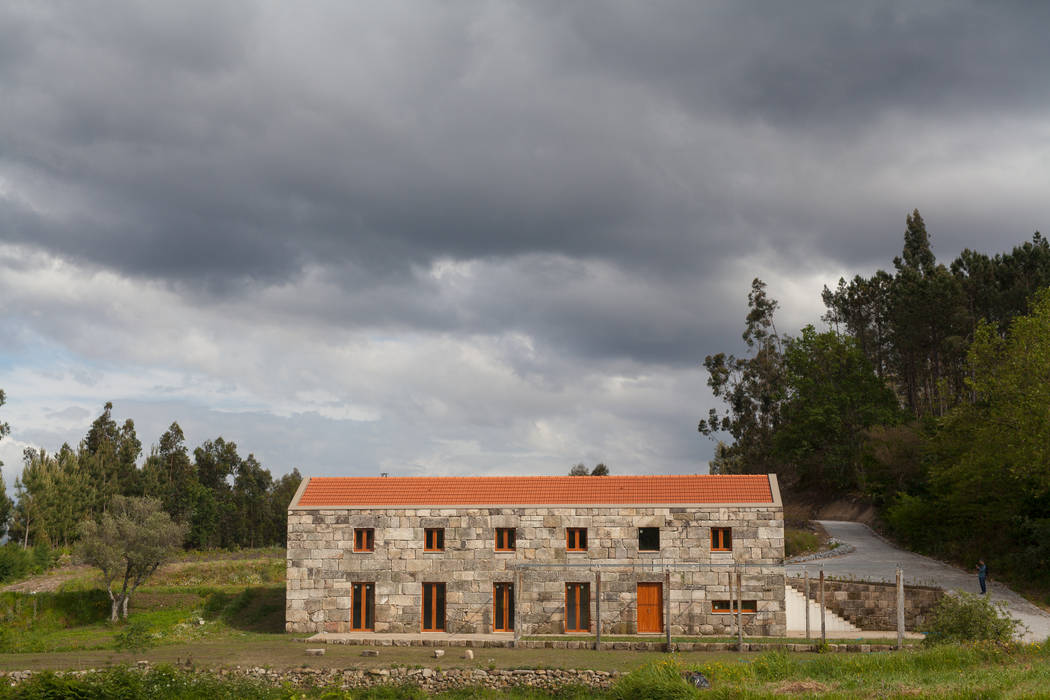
top-left (421, 582), bottom-right (446, 632)
top-left (493, 582), bottom-right (514, 632)
top-left (424, 528), bottom-right (445, 552)
top-left (711, 600), bottom-right (757, 614)
top-left (711, 527), bottom-right (732, 552)
top-left (350, 582), bottom-right (375, 631)
top-left (566, 527), bottom-right (588, 552)
top-left (564, 582), bottom-right (591, 633)
top-left (638, 527), bottom-right (660, 552)
top-left (353, 528), bottom-right (375, 552)
top-left (495, 527), bottom-right (516, 552)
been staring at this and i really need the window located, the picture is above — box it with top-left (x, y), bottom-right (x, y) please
top-left (351, 582), bottom-right (375, 631)
top-left (354, 528), bottom-right (374, 552)
top-left (711, 600), bottom-right (757, 614)
top-left (422, 582), bottom-right (446, 631)
top-left (493, 583), bottom-right (514, 632)
top-left (565, 583), bottom-right (590, 632)
top-left (711, 527), bottom-right (732, 552)
top-left (495, 528), bottom-right (516, 551)
top-left (566, 527), bottom-right (588, 551)
top-left (424, 528), bottom-right (444, 551)
top-left (638, 527), bottom-right (660, 551)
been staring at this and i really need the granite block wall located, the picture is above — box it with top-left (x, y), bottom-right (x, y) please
top-left (287, 505), bottom-right (786, 636)
top-left (786, 577), bottom-right (945, 631)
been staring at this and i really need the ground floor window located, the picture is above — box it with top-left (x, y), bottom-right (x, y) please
top-left (493, 582), bottom-right (514, 632)
top-left (351, 582), bottom-right (375, 631)
top-left (422, 582), bottom-right (446, 631)
top-left (711, 600), bottom-right (757, 614)
top-left (565, 583), bottom-right (590, 632)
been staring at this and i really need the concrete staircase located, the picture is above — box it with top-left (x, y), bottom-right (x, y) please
top-left (785, 584), bottom-right (861, 633)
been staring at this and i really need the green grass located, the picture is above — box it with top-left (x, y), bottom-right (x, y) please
top-left (4, 644), bottom-right (1050, 698)
top-left (0, 585), bottom-right (285, 653)
top-left (524, 635), bottom-right (914, 646)
top-left (785, 527), bottom-right (824, 558)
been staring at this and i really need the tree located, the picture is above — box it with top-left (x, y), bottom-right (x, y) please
top-left (77, 496), bottom-right (187, 621)
top-left (569, 463), bottom-right (609, 476)
top-left (698, 278), bottom-right (787, 475)
top-left (81, 403), bottom-right (142, 512)
top-left (0, 389), bottom-right (11, 538)
top-left (773, 326), bottom-right (902, 491)
top-left (140, 423), bottom-right (196, 522)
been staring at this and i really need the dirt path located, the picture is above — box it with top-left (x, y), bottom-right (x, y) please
top-left (2, 565), bottom-right (94, 593)
top-left (786, 520), bottom-right (1050, 642)
top-left (2, 552), bottom-right (283, 593)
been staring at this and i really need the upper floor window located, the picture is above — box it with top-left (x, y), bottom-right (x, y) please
top-left (566, 527), bottom-right (588, 551)
top-left (354, 528), bottom-right (374, 552)
top-left (711, 527), bottom-right (732, 552)
top-left (638, 527), bottom-right (660, 552)
top-left (424, 528), bottom-right (445, 551)
top-left (495, 528), bottom-right (516, 551)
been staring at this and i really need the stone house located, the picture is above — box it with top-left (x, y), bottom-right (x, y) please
top-left (286, 474), bottom-right (785, 636)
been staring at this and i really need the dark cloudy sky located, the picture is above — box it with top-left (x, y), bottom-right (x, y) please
top-left (2, 1), bottom-right (1049, 484)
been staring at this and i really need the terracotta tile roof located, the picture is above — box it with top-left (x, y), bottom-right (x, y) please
top-left (293, 474), bottom-right (774, 507)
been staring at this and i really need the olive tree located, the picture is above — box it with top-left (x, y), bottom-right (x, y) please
top-left (77, 496), bottom-right (187, 621)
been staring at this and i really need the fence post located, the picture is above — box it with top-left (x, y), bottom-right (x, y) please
top-left (804, 569), bottom-right (810, 640)
top-left (513, 569), bottom-right (521, 646)
top-left (595, 571), bottom-right (602, 650)
top-left (896, 566), bottom-right (904, 650)
top-left (665, 570), bottom-right (672, 652)
top-left (736, 568), bottom-right (744, 651)
top-left (819, 568), bottom-right (826, 646)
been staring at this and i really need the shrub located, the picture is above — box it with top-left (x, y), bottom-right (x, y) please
top-left (114, 619), bottom-right (156, 651)
top-left (921, 592), bottom-right (1023, 645)
top-left (0, 544), bottom-right (35, 583)
top-left (612, 659), bottom-right (702, 700)
top-left (784, 528), bottom-right (821, 557)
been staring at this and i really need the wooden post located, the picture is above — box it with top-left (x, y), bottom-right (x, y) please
top-left (513, 569), bottom-right (521, 646)
top-left (819, 569), bottom-right (826, 645)
top-left (595, 571), bottom-right (602, 650)
top-left (736, 569), bottom-right (743, 651)
top-left (663, 570), bottom-right (672, 651)
top-left (804, 570), bottom-right (810, 640)
top-left (896, 566), bottom-right (905, 650)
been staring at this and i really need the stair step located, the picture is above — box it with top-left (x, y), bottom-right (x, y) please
top-left (785, 585), bottom-right (861, 633)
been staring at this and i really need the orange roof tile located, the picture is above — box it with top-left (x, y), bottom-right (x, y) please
top-left (293, 474), bottom-right (774, 507)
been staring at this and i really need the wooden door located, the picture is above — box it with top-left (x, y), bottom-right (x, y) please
top-left (637, 582), bottom-right (663, 633)
top-left (493, 583), bottom-right (514, 632)
top-left (351, 582), bottom-right (374, 631)
top-left (565, 583), bottom-right (590, 632)
top-left (422, 583), bottom-right (446, 631)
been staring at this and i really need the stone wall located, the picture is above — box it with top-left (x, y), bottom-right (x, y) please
top-left (287, 504), bottom-right (786, 637)
top-left (786, 577), bottom-right (944, 631)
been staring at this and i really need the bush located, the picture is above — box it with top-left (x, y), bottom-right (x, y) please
top-left (0, 542), bottom-right (59, 585)
top-left (784, 528), bottom-right (821, 557)
top-left (612, 659), bottom-right (701, 700)
top-left (921, 592), bottom-right (1023, 645)
top-left (114, 619), bottom-right (156, 651)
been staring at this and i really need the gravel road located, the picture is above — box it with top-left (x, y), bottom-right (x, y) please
top-left (786, 520), bottom-right (1050, 642)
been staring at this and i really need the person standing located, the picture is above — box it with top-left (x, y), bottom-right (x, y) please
top-left (977, 560), bottom-right (987, 595)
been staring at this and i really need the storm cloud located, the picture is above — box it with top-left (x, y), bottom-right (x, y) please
top-left (2, 1), bottom-right (1049, 480)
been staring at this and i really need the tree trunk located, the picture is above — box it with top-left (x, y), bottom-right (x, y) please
top-left (122, 595), bottom-right (130, 619)
top-left (111, 595), bottom-right (124, 622)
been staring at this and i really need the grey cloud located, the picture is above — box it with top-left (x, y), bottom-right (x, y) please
top-left (8, 0), bottom-right (1047, 293)
top-left (2, 0), bottom-right (1050, 453)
